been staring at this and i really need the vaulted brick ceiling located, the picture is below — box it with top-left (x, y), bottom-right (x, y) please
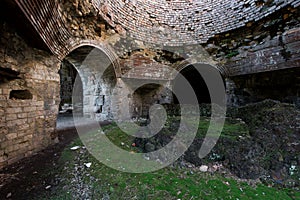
top-left (95, 0), bottom-right (300, 45)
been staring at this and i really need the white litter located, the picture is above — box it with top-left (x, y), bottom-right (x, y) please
top-left (70, 146), bottom-right (81, 150)
top-left (84, 163), bottom-right (92, 168)
top-left (45, 185), bottom-right (51, 190)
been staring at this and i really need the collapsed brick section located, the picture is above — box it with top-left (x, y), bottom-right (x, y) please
top-left (60, 0), bottom-right (115, 41)
top-left (203, 5), bottom-right (300, 76)
top-left (0, 23), bottom-right (60, 168)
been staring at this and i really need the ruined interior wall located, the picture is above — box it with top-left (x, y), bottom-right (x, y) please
top-left (59, 61), bottom-right (78, 108)
top-left (229, 68), bottom-right (300, 107)
top-left (0, 23), bottom-right (60, 168)
top-left (204, 5), bottom-right (300, 76)
top-left (131, 84), bottom-right (172, 118)
top-left (203, 6), bottom-right (300, 106)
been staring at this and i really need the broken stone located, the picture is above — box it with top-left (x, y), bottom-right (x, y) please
top-left (200, 165), bottom-right (209, 172)
top-left (145, 142), bottom-right (155, 152)
top-left (6, 193), bottom-right (12, 198)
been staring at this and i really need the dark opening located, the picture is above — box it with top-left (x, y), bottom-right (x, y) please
top-left (0, 67), bottom-right (20, 83)
top-left (173, 65), bottom-right (211, 104)
top-left (9, 90), bottom-right (32, 100)
top-left (232, 67), bottom-right (300, 107)
top-left (59, 61), bottom-right (83, 115)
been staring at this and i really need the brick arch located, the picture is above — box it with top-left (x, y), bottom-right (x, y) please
top-left (172, 62), bottom-right (227, 105)
top-left (173, 61), bottom-right (228, 80)
top-left (61, 43), bottom-right (120, 120)
top-left (61, 40), bottom-right (121, 78)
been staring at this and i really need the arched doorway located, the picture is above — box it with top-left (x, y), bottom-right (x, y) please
top-left (173, 64), bottom-right (212, 105)
top-left (61, 45), bottom-right (118, 121)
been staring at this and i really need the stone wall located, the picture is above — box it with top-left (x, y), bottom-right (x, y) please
top-left (59, 61), bottom-right (78, 108)
top-left (226, 26), bottom-right (300, 76)
top-left (0, 23), bottom-right (60, 168)
top-left (229, 67), bottom-right (300, 107)
top-left (120, 52), bottom-right (174, 80)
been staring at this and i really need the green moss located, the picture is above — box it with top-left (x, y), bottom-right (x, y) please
top-left (185, 117), bottom-right (249, 140)
top-left (225, 50), bottom-right (239, 58)
top-left (85, 157), bottom-right (296, 199)
top-left (43, 123), bottom-right (298, 199)
top-left (38, 120), bottom-right (299, 199)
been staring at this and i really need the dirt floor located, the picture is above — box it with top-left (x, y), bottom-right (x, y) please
top-left (0, 119), bottom-right (109, 200)
top-left (1, 101), bottom-right (299, 199)
top-left (0, 112), bottom-right (111, 199)
top-left (0, 127), bottom-right (79, 199)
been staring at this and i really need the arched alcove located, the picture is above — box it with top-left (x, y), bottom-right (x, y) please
top-left (131, 83), bottom-right (164, 118)
top-left (62, 45), bottom-right (118, 121)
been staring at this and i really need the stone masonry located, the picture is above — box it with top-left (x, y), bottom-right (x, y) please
top-left (0, 24), bottom-right (60, 168)
top-left (0, 0), bottom-right (299, 169)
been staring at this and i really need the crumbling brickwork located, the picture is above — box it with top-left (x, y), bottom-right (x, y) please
top-left (0, 24), bottom-right (60, 168)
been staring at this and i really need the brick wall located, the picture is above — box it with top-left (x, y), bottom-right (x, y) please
top-left (227, 27), bottom-right (300, 76)
top-left (0, 24), bottom-right (60, 168)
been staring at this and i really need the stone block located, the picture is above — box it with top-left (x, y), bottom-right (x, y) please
top-left (18, 123), bottom-right (30, 130)
top-left (7, 119), bottom-right (27, 127)
top-left (6, 114), bottom-right (17, 121)
top-left (0, 101), bottom-right (8, 107)
top-left (24, 150), bottom-right (34, 157)
top-left (17, 113), bottom-right (28, 119)
top-left (2, 89), bottom-right (10, 95)
top-left (34, 101), bottom-right (44, 106)
top-left (24, 134), bottom-right (33, 141)
top-left (0, 156), bottom-right (8, 163)
top-left (28, 112), bottom-right (37, 118)
top-left (7, 156), bottom-right (23, 165)
top-left (18, 142), bottom-right (29, 149)
top-left (6, 144), bottom-right (17, 153)
top-left (0, 95), bottom-right (7, 101)
top-left (36, 106), bottom-right (45, 111)
top-left (6, 133), bottom-right (18, 140)
top-left (23, 106), bottom-right (37, 112)
top-left (17, 131), bottom-right (28, 138)
top-left (283, 27), bottom-right (300, 44)
top-left (6, 107), bottom-right (23, 114)
top-left (0, 141), bottom-right (10, 149)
